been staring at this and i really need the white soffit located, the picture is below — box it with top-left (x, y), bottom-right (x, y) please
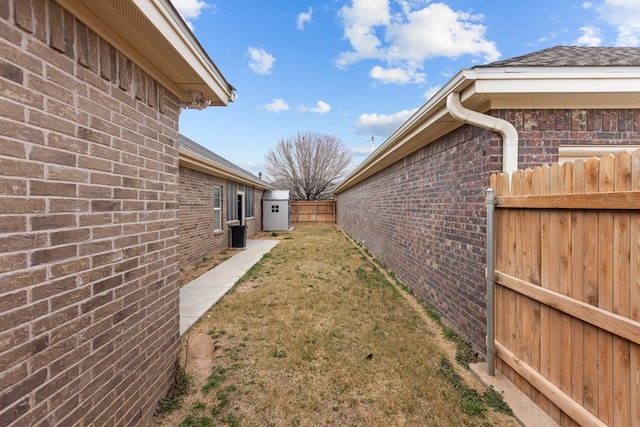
top-left (57, 0), bottom-right (234, 106)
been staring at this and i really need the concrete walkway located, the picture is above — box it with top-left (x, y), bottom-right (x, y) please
top-left (180, 239), bottom-right (280, 335)
top-left (470, 363), bottom-right (559, 427)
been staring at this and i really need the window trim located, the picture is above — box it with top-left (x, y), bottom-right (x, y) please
top-left (213, 185), bottom-right (222, 232)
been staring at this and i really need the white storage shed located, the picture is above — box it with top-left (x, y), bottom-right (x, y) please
top-left (262, 190), bottom-right (290, 231)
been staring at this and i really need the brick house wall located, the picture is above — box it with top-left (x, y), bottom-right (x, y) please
top-left (337, 108), bottom-right (640, 353)
top-left (178, 164), bottom-right (266, 268)
top-left (1, 1), bottom-right (182, 425)
top-left (178, 167), bottom-right (228, 267)
top-left (247, 188), bottom-right (265, 237)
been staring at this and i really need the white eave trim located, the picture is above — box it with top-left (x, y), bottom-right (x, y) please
top-left (334, 67), bottom-right (640, 194)
top-left (56, 0), bottom-right (234, 106)
top-left (179, 149), bottom-right (273, 191)
top-left (133, 0), bottom-right (234, 104)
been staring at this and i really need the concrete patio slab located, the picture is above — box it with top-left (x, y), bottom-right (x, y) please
top-left (180, 239), bottom-right (279, 335)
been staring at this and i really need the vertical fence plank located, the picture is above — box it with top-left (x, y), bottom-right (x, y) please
top-left (512, 170), bottom-right (525, 390)
top-left (530, 166), bottom-right (545, 409)
top-left (538, 164), bottom-right (554, 416)
top-left (613, 152), bottom-right (632, 427)
top-left (583, 156), bottom-right (600, 417)
top-left (570, 160), bottom-right (585, 417)
top-left (491, 174), bottom-right (506, 372)
top-left (520, 169), bottom-right (535, 399)
top-left (597, 154), bottom-right (615, 426)
top-left (559, 163), bottom-right (575, 426)
top-left (631, 149), bottom-right (640, 427)
top-left (504, 171), bottom-right (518, 384)
top-left (548, 164), bottom-right (563, 424)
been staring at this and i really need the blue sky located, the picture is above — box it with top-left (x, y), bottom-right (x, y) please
top-left (171, 0), bottom-right (640, 176)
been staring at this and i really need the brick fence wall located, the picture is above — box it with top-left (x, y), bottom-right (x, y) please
top-left (337, 108), bottom-right (640, 354)
top-left (1, 1), bottom-right (181, 425)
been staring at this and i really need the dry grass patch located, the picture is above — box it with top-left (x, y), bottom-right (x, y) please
top-left (155, 225), bottom-right (517, 427)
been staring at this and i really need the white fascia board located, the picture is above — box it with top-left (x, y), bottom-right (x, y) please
top-left (474, 75), bottom-right (640, 93)
top-left (472, 70), bottom-right (640, 109)
top-left (179, 149), bottom-right (273, 190)
top-left (474, 66), bottom-right (640, 96)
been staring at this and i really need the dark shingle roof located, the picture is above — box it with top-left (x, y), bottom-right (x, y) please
top-left (481, 46), bottom-right (640, 68)
top-left (179, 134), bottom-right (262, 183)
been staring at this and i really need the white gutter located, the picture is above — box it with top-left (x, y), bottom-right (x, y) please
top-left (446, 92), bottom-right (518, 174)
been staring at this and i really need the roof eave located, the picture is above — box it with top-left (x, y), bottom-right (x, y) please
top-left (334, 67), bottom-right (640, 194)
top-left (334, 70), bottom-right (475, 193)
top-left (57, 0), bottom-right (235, 107)
top-left (179, 149), bottom-right (274, 191)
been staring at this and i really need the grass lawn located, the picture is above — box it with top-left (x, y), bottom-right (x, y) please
top-left (154, 225), bottom-right (517, 427)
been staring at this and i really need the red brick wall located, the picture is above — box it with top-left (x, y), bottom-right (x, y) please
top-left (337, 108), bottom-right (640, 353)
top-left (178, 166), bottom-right (265, 267)
top-left (1, 1), bottom-right (181, 425)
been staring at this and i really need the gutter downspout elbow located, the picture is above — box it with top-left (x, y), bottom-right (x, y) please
top-left (446, 92), bottom-right (518, 174)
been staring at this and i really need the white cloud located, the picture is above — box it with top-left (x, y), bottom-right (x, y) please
top-left (355, 109), bottom-right (417, 136)
top-left (248, 47), bottom-right (276, 75)
top-left (576, 26), bottom-right (603, 46)
top-left (537, 31), bottom-right (558, 44)
top-left (170, 0), bottom-right (210, 30)
top-left (336, 0), bottom-right (390, 67)
top-left (386, 4), bottom-right (500, 62)
top-left (265, 98), bottom-right (290, 112)
top-left (297, 7), bottom-right (313, 30)
top-left (336, 1), bottom-right (500, 84)
top-left (369, 65), bottom-right (425, 84)
top-left (599, 0), bottom-right (640, 46)
top-left (300, 101), bottom-right (331, 114)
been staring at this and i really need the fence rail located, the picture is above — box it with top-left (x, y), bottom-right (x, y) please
top-left (489, 150), bottom-right (640, 427)
top-left (290, 201), bottom-right (336, 224)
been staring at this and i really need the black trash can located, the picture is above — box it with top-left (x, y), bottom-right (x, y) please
top-left (230, 225), bottom-right (247, 248)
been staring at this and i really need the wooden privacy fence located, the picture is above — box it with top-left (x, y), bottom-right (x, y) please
top-left (290, 201), bottom-right (336, 224)
top-left (489, 151), bottom-right (640, 427)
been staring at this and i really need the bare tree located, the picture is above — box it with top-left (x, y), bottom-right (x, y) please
top-left (265, 132), bottom-right (352, 200)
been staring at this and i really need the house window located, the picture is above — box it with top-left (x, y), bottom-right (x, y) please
top-left (213, 186), bottom-right (222, 231)
top-left (271, 205), bottom-right (279, 213)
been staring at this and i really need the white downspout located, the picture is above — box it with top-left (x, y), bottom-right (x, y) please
top-left (446, 92), bottom-right (518, 174)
